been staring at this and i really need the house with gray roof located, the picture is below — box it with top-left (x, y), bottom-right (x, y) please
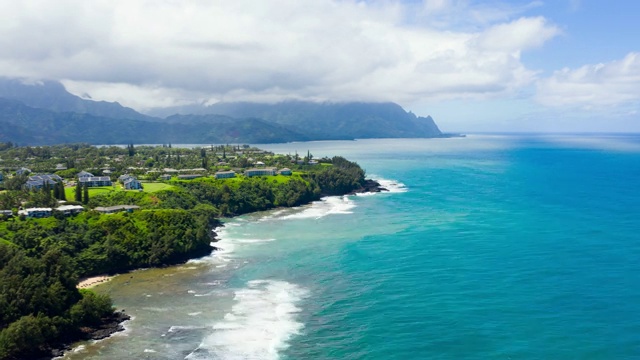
top-left (123, 178), bottom-right (143, 190)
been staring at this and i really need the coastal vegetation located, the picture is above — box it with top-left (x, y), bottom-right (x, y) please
top-left (0, 142), bottom-right (372, 359)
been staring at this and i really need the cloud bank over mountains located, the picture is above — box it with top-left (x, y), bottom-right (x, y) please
top-left (0, 1), bottom-right (554, 108)
top-left (0, 0), bottom-right (638, 130)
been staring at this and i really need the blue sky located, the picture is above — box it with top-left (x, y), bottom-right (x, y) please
top-left (0, 0), bottom-right (638, 132)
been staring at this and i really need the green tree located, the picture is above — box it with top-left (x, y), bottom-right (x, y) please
top-left (83, 184), bottom-right (89, 205)
top-left (75, 182), bottom-right (82, 202)
top-left (59, 182), bottom-right (67, 201)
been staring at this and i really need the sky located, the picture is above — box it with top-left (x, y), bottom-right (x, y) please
top-left (0, 0), bottom-right (639, 132)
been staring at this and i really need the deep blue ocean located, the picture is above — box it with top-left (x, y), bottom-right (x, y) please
top-left (70, 135), bottom-right (640, 360)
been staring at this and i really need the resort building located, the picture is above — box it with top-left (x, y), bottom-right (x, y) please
top-left (18, 207), bottom-right (53, 218)
top-left (178, 174), bottom-right (203, 180)
top-left (123, 178), bottom-right (143, 190)
top-left (245, 168), bottom-right (276, 177)
top-left (56, 205), bottom-right (84, 216)
top-left (25, 174), bottom-right (62, 190)
top-left (215, 170), bottom-right (236, 179)
top-left (279, 168), bottom-right (292, 175)
top-left (79, 176), bottom-right (112, 187)
top-left (94, 205), bottom-right (141, 214)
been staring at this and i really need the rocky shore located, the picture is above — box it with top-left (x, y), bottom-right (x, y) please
top-left (347, 179), bottom-right (389, 195)
top-left (47, 311), bottom-right (131, 359)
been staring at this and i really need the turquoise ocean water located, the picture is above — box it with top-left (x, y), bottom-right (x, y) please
top-left (68, 135), bottom-right (640, 359)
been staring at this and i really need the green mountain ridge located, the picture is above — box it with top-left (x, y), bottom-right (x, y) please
top-left (0, 98), bottom-right (307, 145)
top-left (0, 78), bottom-right (446, 145)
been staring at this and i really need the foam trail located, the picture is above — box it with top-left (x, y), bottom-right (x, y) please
top-left (186, 280), bottom-right (308, 360)
top-left (279, 196), bottom-right (355, 220)
top-left (372, 177), bottom-right (408, 193)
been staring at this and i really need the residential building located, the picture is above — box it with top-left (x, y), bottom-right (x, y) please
top-left (18, 207), bottom-right (53, 218)
top-left (25, 174), bottom-right (61, 190)
top-left (56, 205), bottom-right (84, 216)
top-left (94, 205), bottom-right (140, 214)
top-left (245, 168), bottom-right (276, 177)
top-left (77, 171), bottom-right (94, 180)
top-left (118, 174), bottom-right (134, 183)
top-left (55, 163), bottom-right (67, 171)
top-left (279, 168), bottom-right (292, 175)
top-left (0, 210), bottom-right (13, 217)
top-left (215, 170), bottom-right (236, 179)
top-left (0, 172), bottom-right (4, 183)
top-left (79, 176), bottom-right (112, 187)
top-left (178, 174), bottom-right (203, 180)
top-left (160, 174), bottom-right (172, 180)
top-left (123, 178), bottom-right (143, 190)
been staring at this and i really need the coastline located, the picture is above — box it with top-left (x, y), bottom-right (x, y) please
top-left (55, 178), bottom-right (385, 359)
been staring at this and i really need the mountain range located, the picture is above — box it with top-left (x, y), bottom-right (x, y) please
top-left (0, 78), bottom-right (445, 145)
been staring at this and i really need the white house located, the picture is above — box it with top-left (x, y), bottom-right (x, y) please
top-left (56, 205), bottom-right (84, 216)
top-left (18, 207), bottom-right (53, 218)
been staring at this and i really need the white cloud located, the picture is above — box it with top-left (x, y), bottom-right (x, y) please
top-left (536, 52), bottom-right (640, 108)
top-left (0, 0), bottom-right (559, 111)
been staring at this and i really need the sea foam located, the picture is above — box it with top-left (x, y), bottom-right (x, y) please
top-left (279, 196), bottom-right (355, 220)
top-left (372, 177), bottom-right (408, 193)
top-left (186, 280), bottom-right (308, 360)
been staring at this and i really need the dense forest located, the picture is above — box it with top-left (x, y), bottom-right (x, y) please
top-left (0, 143), bottom-right (370, 359)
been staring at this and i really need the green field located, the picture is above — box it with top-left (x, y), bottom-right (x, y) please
top-left (139, 182), bottom-right (175, 193)
top-left (64, 186), bottom-right (118, 200)
top-left (63, 182), bottom-right (175, 199)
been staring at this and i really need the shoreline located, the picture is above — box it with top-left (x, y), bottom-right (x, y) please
top-left (56, 178), bottom-right (384, 359)
top-left (77, 275), bottom-right (116, 289)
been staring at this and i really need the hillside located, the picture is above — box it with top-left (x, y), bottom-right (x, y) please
top-left (0, 99), bottom-right (307, 145)
top-left (0, 78), bottom-right (447, 144)
top-left (149, 101), bottom-right (443, 139)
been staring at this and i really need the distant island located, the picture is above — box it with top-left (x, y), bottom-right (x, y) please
top-left (0, 77), bottom-right (453, 145)
top-left (0, 142), bottom-right (386, 359)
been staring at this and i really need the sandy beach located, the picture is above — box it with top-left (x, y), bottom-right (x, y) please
top-left (77, 275), bottom-right (115, 289)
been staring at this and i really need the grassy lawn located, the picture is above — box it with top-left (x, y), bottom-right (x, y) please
top-left (140, 182), bottom-right (175, 193)
top-left (64, 186), bottom-right (120, 200)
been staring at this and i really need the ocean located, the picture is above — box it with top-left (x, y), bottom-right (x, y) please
top-left (65, 135), bottom-right (640, 359)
